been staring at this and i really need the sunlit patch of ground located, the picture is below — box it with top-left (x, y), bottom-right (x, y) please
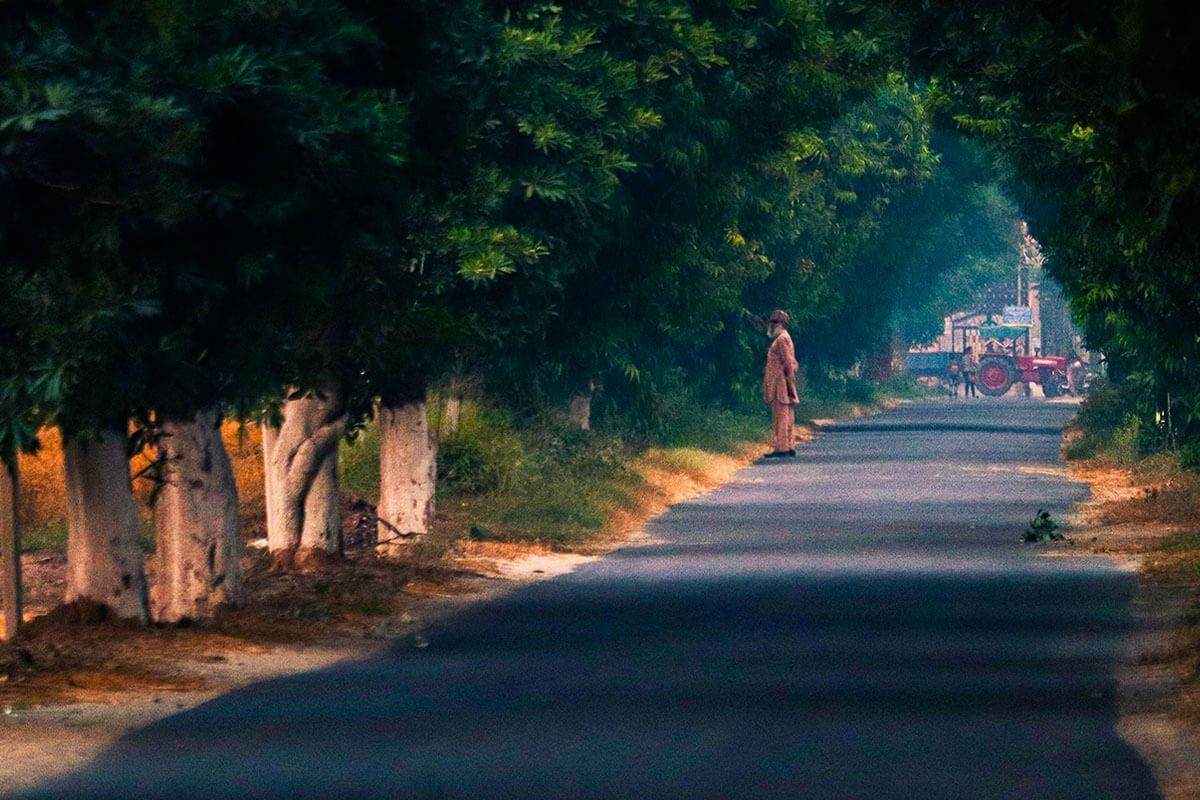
top-left (1064, 460), bottom-right (1200, 800)
top-left (1013, 465), bottom-right (1071, 477)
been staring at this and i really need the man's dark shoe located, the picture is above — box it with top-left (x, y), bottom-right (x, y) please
top-left (786, 449), bottom-right (797, 456)
top-left (763, 451), bottom-right (787, 458)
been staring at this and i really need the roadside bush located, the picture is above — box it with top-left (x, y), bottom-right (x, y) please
top-left (1179, 442), bottom-right (1200, 472)
top-left (653, 407), bottom-right (765, 453)
top-left (340, 422), bottom-right (382, 504)
top-left (1108, 414), bottom-right (1145, 464)
top-left (1063, 378), bottom-right (1148, 462)
top-left (876, 373), bottom-right (939, 400)
top-left (437, 404), bottom-right (528, 493)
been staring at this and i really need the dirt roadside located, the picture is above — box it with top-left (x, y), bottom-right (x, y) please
top-left (0, 547), bottom-right (591, 794)
top-left (0, 441), bottom-right (766, 795)
top-left (1059, 463), bottom-right (1200, 800)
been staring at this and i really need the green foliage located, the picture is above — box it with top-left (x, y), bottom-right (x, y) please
top-left (1023, 509), bottom-right (1064, 543)
top-left (1064, 378), bottom-right (1149, 462)
top-left (1109, 415), bottom-right (1148, 465)
top-left (478, 3), bottom-right (941, 422)
top-left (881, 133), bottom-right (1024, 347)
top-left (437, 406), bottom-right (529, 494)
top-left (339, 423), bottom-right (383, 505)
top-left (882, 0), bottom-right (1200, 450)
top-left (1064, 376), bottom-right (1200, 471)
top-left (1179, 444), bottom-right (1200, 473)
top-left (1, 0), bottom-right (414, 444)
top-left (1, 0), bottom-right (1044, 503)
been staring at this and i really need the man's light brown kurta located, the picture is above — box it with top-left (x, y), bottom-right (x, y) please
top-left (764, 330), bottom-right (799, 452)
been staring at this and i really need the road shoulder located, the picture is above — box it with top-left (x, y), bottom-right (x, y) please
top-left (1065, 463), bottom-right (1200, 800)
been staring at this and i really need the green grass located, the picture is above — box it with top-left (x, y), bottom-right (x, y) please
top-left (340, 423), bottom-right (383, 504)
top-left (1155, 531), bottom-right (1200, 578)
top-left (652, 409), bottom-right (769, 453)
top-left (20, 519), bottom-right (68, 553)
top-left (20, 519), bottom-right (155, 553)
top-left (645, 448), bottom-right (712, 477)
top-left (1159, 531), bottom-right (1200, 553)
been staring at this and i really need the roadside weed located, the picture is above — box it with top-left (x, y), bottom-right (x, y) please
top-left (1023, 509), bottom-right (1064, 542)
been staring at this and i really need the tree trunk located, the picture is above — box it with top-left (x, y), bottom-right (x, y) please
top-left (568, 393), bottom-right (592, 431)
top-left (152, 408), bottom-right (246, 623)
top-left (263, 389), bottom-right (346, 569)
top-left (377, 400), bottom-right (436, 555)
top-left (443, 394), bottom-right (462, 436)
top-left (262, 422), bottom-right (278, 543)
top-left (300, 445), bottom-right (341, 556)
top-left (62, 428), bottom-right (149, 623)
top-left (869, 338), bottom-right (895, 383)
top-left (1, 462), bottom-right (21, 641)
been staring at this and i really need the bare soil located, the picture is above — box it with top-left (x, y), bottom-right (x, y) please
top-left (1061, 461), bottom-right (1200, 800)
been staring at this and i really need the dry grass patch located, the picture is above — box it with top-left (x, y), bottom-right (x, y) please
top-left (1069, 459), bottom-right (1200, 799)
top-left (15, 422), bottom-right (268, 553)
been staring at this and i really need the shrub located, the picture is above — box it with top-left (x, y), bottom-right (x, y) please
top-left (1064, 378), bottom-right (1149, 462)
top-left (1109, 414), bottom-right (1145, 464)
top-left (437, 404), bottom-right (528, 493)
top-left (1179, 442), bottom-right (1200, 472)
top-left (339, 422), bottom-right (382, 504)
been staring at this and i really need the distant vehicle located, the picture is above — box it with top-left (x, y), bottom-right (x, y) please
top-left (976, 351), bottom-right (1068, 397)
top-left (905, 351), bottom-right (962, 395)
top-left (907, 322), bottom-right (1070, 398)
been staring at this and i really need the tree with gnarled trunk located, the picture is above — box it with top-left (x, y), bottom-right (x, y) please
top-left (0, 1), bottom-right (396, 618)
top-left (263, 390), bottom-right (347, 569)
top-left (152, 409), bottom-right (245, 623)
top-left (62, 429), bottom-right (149, 623)
top-left (376, 397), bottom-right (437, 553)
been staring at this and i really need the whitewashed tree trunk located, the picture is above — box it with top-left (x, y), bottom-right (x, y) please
top-left (568, 393), bottom-right (593, 431)
top-left (377, 401), bottom-right (436, 555)
top-left (262, 389), bottom-right (345, 569)
top-left (152, 409), bottom-right (245, 623)
top-left (262, 422), bottom-right (278, 540)
top-left (62, 429), bottom-right (149, 623)
top-left (300, 446), bottom-right (341, 555)
top-left (443, 394), bottom-right (462, 436)
top-left (1, 462), bottom-right (21, 641)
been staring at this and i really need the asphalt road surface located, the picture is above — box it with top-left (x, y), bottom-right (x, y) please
top-left (28, 398), bottom-right (1160, 799)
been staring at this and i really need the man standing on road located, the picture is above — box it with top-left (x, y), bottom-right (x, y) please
top-left (764, 309), bottom-right (799, 457)
top-left (961, 346), bottom-right (979, 398)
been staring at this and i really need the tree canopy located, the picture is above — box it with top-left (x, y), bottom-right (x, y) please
top-left (5, 0), bottom-right (1197, 453)
top-left (876, 0), bottom-right (1200, 442)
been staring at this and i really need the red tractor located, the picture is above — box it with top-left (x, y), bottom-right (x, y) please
top-left (907, 320), bottom-right (1071, 397)
top-left (976, 351), bottom-right (1068, 397)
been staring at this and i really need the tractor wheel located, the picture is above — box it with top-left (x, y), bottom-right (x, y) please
top-left (978, 356), bottom-right (1015, 396)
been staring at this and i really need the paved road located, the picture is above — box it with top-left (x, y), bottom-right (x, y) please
top-left (28, 398), bottom-right (1159, 799)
